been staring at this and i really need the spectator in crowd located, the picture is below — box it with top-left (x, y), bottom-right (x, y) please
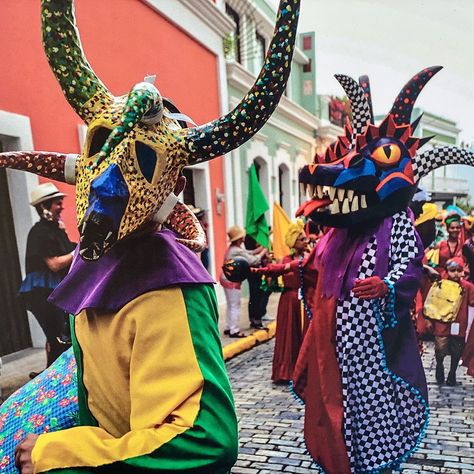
top-left (19, 183), bottom-right (76, 368)
top-left (462, 217), bottom-right (474, 283)
top-left (245, 234), bottom-right (270, 329)
top-left (424, 257), bottom-right (474, 386)
top-left (434, 213), bottom-right (463, 275)
top-left (220, 226), bottom-right (267, 338)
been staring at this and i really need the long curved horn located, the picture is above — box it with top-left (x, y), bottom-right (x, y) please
top-left (358, 75), bottom-right (374, 124)
top-left (185, 0), bottom-right (300, 165)
top-left (413, 146), bottom-right (474, 181)
top-left (390, 66), bottom-right (442, 125)
top-left (41, 0), bottom-right (113, 123)
top-left (0, 151), bottom-right (77, 184)
top-left (334, 74), bottom-right (371, 146)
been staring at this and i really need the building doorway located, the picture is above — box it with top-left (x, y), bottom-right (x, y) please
top-left (0, 139), bottom-right (32, 355)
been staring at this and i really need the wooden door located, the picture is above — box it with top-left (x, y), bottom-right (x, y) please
top-left (0, 141), bottom-right (32, 355)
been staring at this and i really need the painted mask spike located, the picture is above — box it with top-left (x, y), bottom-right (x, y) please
top-left (41, 0), bottom-right (113, 123)
top-left (390, 66), bottom-right (443, 125)
top-left (184, 0), bottom-right (301, 165)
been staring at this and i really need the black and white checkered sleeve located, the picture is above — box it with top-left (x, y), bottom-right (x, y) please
top-left (385, 211), bottom-right (419, 287)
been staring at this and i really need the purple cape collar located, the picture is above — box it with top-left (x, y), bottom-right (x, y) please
top-left (49, 229), bottom-right (214, 314)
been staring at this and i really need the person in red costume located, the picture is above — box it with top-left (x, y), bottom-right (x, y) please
top-left (254, 219), bottom-right (317, 383)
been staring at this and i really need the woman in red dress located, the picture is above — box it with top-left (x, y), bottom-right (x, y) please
top-left (256, 220), bottom-right (317, 383)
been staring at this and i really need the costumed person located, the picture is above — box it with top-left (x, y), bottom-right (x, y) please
top-left (0, 0), bottom-right (301, 472)
top-left (413, 201), bottom-right (440, 339)
top-left (423, 257), bottom-right (474, 386)
top-left (292, 69), bottom-right (474, 473)
top-left (254, 219), bottom-right (316, 383)
top-left (19, 183), bottom-right (75, 368)
top-left (220, 226), bottom-right (267, 338)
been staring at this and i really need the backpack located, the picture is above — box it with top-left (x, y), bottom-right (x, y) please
top-left (423, 279), bottom-right (463, 323)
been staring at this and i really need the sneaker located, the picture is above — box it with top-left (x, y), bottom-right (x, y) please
top-left (229, 331), bottom-right (246, 338)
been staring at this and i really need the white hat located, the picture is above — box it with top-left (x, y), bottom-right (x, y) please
top-left (30, 183), bottom-right (66, 206)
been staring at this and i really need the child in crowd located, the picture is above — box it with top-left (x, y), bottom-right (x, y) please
top-left (425, 257), bottom-right (474, 385)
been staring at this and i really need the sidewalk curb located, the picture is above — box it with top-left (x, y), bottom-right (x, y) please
top-left (223, 322), bottom-right (276, 361)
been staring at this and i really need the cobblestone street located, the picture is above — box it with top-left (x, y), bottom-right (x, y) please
top-left (227, 340), bottom-right (474, 473)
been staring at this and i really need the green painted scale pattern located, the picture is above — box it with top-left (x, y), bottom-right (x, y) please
top-left (41, 0), bottom-right (111, 123)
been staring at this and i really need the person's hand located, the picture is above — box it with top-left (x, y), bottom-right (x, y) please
top-left (353, 276), bottom-right (388, 300)
top-left (15, 434), bottom-right (39, 474)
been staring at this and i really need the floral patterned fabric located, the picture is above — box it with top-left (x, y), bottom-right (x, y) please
top-left (0, 348), bottom-right (78, 473)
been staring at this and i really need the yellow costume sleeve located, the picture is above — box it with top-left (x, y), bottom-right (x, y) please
top-left (32, 288), bottom-right (204, 472)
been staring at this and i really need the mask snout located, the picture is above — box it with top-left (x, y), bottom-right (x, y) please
top-left (79, 164), bottom-right (129, 261)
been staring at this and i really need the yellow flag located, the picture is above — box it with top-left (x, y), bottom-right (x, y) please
top-left (272, 202), bottom-right (291, 260)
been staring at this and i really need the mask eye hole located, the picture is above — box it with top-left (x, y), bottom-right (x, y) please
top-left (88, 127), bottom-right (113, 157)
top-left (371, 144), bottom-right (401, 166)
top-left (135, 142), bottom-right (157, 183)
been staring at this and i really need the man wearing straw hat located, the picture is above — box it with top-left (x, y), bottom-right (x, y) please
top-left (19, 183), bottom-right (76, 368)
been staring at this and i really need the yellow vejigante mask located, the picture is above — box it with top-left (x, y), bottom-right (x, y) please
top-left (0, 0), bottom-right (302, 261)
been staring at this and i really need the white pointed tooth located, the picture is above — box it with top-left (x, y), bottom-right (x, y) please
top-left (322, 185), bottom-right (330, 197)
top-left (337, 188), bottom-right (345, 200)
top-left (330, 200), bottom-right (340, 214)
top-left (79, 248), bottom-right (87, 256)
top-left (361, 195), bottom-right (367, 209)
top-left (329, 187), bottom-right (336, 201)
top-left (317, 185), bottom-right (324, 199)
top-left (351, 196), bottom-right (359, 212)
top-left (347, 189), bottom-right (354, 200)
top-left (308, 184), bottom-right (315, 198)
top-left (342, 199), bottom-right (350, 214)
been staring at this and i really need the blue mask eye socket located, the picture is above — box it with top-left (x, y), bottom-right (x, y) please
top-left (135, 141), bottom-right (158, 183)
top-left (88, 127), bottom-right (112, 157)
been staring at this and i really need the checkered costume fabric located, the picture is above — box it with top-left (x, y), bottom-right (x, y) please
top-left (336, 212), bottom-right (426, 472)
top-left (413, 146), bottom-right (474, 181)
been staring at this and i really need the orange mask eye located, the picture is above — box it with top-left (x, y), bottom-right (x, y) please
top-left (371, 144), bottom-right (401, 166)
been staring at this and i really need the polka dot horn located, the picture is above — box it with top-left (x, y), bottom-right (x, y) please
top-left (185, 0), bottom-right (301, 164)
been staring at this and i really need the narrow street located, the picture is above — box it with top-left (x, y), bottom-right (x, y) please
top-left (227, 340), bottom-right (474, 473)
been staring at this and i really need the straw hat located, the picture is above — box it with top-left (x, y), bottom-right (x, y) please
top-left (227, 225), bottom-right (246, 242)
top-left (30, 183), bottom-right (66, 206)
